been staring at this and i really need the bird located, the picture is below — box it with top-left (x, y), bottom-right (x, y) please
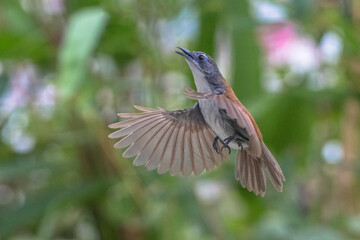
top-left (108, 47), bottom-right (285, 197)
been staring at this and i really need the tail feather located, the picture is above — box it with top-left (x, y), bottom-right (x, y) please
top-left (235, 141), bottom-right (285, 197)
top-left (261, 141), bottom-right (285, 192)
top-left (236, 150), bottom-right (266, 197)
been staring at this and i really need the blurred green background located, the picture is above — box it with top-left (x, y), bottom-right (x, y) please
top-left (0, 0), bottom-right (360, 239)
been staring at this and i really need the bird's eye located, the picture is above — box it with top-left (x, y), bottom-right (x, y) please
top-left (198, 55), bottom-right (205, 61)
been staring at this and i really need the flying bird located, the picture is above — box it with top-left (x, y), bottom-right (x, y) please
top-left (109, 47), bottom-right (285, 196)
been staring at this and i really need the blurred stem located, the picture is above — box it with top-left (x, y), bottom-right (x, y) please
top-left (338, 98), bottom-right (359, 212)
top-left (337, 0), bottom-right (360, 212)
top-left (95, 113), bottom-right (149, 239)
top-left (196, 6), bottom-right (218, 56)
top-left (67, 108), bottom-right (144, 239)
top-left (334, 98), bottom-right (360, 213)
top-left (69, 111), bottom-right (118, 239)
top-left (90, 203), bottom-right (117, 240)
top-left (228, 0), bottom-right (262, 101)
top-left (193, 195), bottom-right (226, 240)
top-left (342, 0), bottom-right (353, 20)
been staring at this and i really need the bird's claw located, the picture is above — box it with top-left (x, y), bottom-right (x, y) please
top-left (221, 145), bottom-right (231, 154)
top-left (213, 136), bottom-right (221, 154)
top-left (213, 136), bottom-right (231, 155)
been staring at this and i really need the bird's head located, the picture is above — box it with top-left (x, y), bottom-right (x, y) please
top-left (176, 47), bottom-right (224, 92)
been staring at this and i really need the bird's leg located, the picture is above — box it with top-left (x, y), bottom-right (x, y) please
top-left (223, 135), bottom-right (236, 145)
top-left (220, 135), bottom-right (237, 154)
top-left (212, 136), bottom-right (224, 154)
top-left (212, 136), bottom-right (220, 154)
top-left (213, 135), bottom-right (237, 155)
top-left (237, 142), bottom-right (243, 151)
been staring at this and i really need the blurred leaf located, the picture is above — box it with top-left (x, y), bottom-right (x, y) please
top-left (0, 179), bottom-right (110, 239)
top-left (0, 31), bottom-right (52, 62)
top-left (289, 0), bottom-right (315, 21)
top-left (292, 226), bottom-right (345, 240)
top-left (251, 92), bottom-right (315, 152)
top-left (0, 158), bottom-right (50, 181)
top-left (0, 0), bottom-right (53, 63)
top-left (98, 14), bottom-right (140, 65)
top-left (0, 0), bottom-right (36, 33)
top-left (226, 0), bottom-right (262, 101)
top-left (58, 8), bottom-right (108, 98)
top-left (0, 74), bottom-right (9, 96)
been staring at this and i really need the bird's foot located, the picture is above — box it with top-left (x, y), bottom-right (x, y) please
top-left (221, 135), bottom-right (237, 154)
top-left (221, 145), bottom-right (231, 155)
top-left (223, 135), bottom-right (236, 145)
top-left (213, 136), bottom-right (232, 155)
top-left (213, 137), bottom-right (224, 154)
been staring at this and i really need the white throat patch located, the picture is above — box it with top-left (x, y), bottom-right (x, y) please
top-left (186, 60), bottom-right (211, 93)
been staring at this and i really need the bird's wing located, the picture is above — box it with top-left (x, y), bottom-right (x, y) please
top-left (183, 87), bottom-right (214, 100)
top-left (108, 104), bottom-right (229, 176)
top-left (184, 87), bottom-right (262, 157)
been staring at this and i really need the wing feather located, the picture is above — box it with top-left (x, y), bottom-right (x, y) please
top-left (250, 160), bottom-right (257, 193)
top-left (123, 119), bottom-right (170, 158)
top-left (197, 128), bottom-right (215, 171)
top-left (109, 104), bottom-right (226, 176)
top-left (117, 112), bottom-right (154, 119)
top-left (182, 121), bottom-right (193, 176)
top-left (108, 115), bottom-right (157, 130)
top-left (159, 122), bottom-right (181, 174)
top-left (169, 123), bottom-right (184, 176)
top-left (202, 127), bottom-right (223, 166)
top-left (146, 123), bottom-right (177, 170)
top-left (133, 121), bottom-right (172, 166)
top-left (191, 123), bottom-right (205, 175)
top-left (109, 114), bottom-right (163, 139)
top-left (114, 118), bottom-right (164, 149)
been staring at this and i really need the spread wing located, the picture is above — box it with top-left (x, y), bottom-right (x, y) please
top-left (184, 87), bottom-right (262, 157)
top-left (108, 104), bottom-right (229, 176)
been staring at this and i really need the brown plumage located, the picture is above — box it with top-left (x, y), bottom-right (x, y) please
top-left (109, 47), bottom-right (285, 196)
top-left (184, 85), bottom-right (285, 196)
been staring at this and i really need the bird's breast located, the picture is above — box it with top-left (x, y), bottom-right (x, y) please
top-left (198, 99), bottom-right (244, 149)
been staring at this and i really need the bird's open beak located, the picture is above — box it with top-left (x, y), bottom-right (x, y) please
top-left (176, 47), bottom-right (194, 61)
top-left (176, 47), bottom-right (204, 73)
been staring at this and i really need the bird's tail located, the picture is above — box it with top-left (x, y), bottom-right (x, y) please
top-left (235, 141), bottom-right (285, 197)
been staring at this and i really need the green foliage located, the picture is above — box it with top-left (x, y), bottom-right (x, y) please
top-left (0, 0), bottom-right (359, 239)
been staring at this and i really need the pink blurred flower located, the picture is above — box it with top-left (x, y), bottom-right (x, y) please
top-left (35, 84), bottom-right (56, 107)
top-left (0, 64), bottom-right (36, 114)
top-left (42, 0), bottom-right (64, 15)
top-left (260, 22), bottom-right (320, 73)
top-left (0, 63), bottom-right (57, 118)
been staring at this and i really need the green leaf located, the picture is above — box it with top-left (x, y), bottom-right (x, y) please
top-left (58, 8), bottom-right (108, 98)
